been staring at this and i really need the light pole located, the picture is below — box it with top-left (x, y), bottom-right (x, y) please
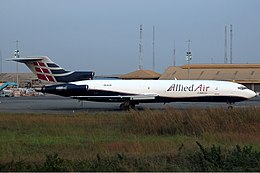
top-left (152, 26), bottom-right (155, 71)
top-left (186, 40), bottom-right (192, 80)
top-left (14, 40), bottom-right (20, 86)
top-left (173, 40), bottom-right (176, 66)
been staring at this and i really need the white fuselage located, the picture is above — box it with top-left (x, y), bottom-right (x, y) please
top-left (71, 80), bottom-right (256, 102)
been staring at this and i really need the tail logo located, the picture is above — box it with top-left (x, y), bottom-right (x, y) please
top-left (33, 62), bottom-right (56, 82)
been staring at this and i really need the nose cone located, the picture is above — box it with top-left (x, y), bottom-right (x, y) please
top-left (246, 89), bottom-right (257, 99)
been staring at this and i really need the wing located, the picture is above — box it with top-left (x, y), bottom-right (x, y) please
top-left (71, 94), bottom-right (158, 102)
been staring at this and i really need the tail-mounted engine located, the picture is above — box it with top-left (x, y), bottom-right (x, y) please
top-left (39, 84), bottom-right (89, 97)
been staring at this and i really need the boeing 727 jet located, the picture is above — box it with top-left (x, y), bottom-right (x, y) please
top-left (10, 56), bottom-right (256, 109)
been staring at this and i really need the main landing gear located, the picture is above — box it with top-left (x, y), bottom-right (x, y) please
top-left (120, 101), bottom-right (136, 110)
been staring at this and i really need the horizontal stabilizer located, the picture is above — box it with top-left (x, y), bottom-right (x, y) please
top-left (7, 57), bottom-right (44, 63)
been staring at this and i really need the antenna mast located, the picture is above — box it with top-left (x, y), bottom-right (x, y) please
top-left (139, 24), bottom-right (144, 70)
top-left (230, 24), bottom-right (233, 64)
top-left (224, 26), bottom-right (228, 64)
top-left (152, 26), bottom-right (155, 71)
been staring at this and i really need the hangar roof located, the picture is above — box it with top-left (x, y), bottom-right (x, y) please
top-left (159, 64), bottom-right (260, 83)
top-left (120, 70), bottom-right (161, 79)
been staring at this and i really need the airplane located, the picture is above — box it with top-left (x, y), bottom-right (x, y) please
top-left (9, 56), bottom-right (256, 109)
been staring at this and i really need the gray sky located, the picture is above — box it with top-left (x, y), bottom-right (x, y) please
top-left (1, 0), bottom-right (260, 75)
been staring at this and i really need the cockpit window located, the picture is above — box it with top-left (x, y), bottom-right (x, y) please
top-left (238, 86), bottom-right (247, 90)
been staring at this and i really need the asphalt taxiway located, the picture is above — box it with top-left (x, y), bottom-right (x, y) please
top-left (0, 95), bottom-right (259, 114)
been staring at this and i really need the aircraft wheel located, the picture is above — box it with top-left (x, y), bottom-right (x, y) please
top-left (228, 105), bottom-right (233, 109)
top-left (227, 100), bottom-right (234, 110)
top-left (120, 102), bottom-right (136, 110)
top-left (120, 102), bottom-right (129, 110)
top-left (129, 103), bottom-right (136, 109)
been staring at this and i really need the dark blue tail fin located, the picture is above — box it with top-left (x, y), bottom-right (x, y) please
top-left (10, 56), bottom-right (95, 82)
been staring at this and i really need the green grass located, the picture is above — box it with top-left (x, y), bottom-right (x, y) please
top-left (0, 107), bottom-right (259, 171)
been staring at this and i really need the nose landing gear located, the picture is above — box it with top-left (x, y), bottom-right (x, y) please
top-left (227, 100), bottom-right (235, 109)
